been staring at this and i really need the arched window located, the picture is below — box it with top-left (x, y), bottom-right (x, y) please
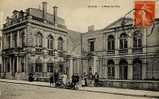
top-left (47, 35), bottom-right (54, 49)
top-left (35, 58), bottom-right (42, 72)
top-left (119, 59), bottom-right (128, 80)
top-left (133, 31), bottom-right (142, 48)
top-left (133, 59), bottom-right (142, 80)
top-left (36, 32), bottom-right (43, 47)
top-left (108, 35), bottom-right (115, 50)
top-left (107, 60), bottom-right (115, 79)
top-left (120, 33), bottom-right (128, 49)
top-left (58, 37), bottom-right (64, 50)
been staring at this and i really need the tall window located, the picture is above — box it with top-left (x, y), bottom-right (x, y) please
top-left (21, 31), bottom-right (25, 47)
top-left (107, 60), bottom-right (115, 79)
top-left (108, 35), bottom-right (115, 50)
top-left (47, 63), bottom-right (53, 72)
top-left (133, 59), bottom-right (142, 80)
top-left (133, 31), bottom-right (142, 48)
top-left (88, 39), bottom-right (95, 51)
top-left (47, 35), bottom-right (54, 49)
top-left (120, 33), bottom-right (128, 49)
top-left (58, 37), bottom-right (64, 50)
top-left (13, 33), bottom-right (17, 48)
top-left (7, 34), bottom-right (10, 48)
top-left (36, 32), bottom-right (43, 47)
top-left (35, 63), bottom-right (42, 72)
top-left (19, 30), bottom-right (25, 47)
top-left (119, 59), bottom-right (128, 80)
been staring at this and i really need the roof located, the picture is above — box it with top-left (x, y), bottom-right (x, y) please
top-left (28, 8), bottom-right (65, 25)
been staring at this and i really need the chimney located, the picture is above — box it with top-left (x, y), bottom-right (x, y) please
top-left (53, 6), bottom-right (58, 25)
top-left (88, 25), bottom-right (95, 32)
top-left (42, 2), bottom-right (47, 19)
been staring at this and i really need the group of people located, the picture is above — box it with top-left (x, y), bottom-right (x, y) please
top-left (49, 71), bottom-right (99, 89)
top-left (81, 72), bottom-right (99, 87)
top-left (49, 71), bottom-right (68, 88)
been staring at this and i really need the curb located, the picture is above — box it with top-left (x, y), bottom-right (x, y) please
top-left (0, 80), bottom-right (159, 98)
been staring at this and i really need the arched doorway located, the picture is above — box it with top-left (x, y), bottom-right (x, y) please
top-left (35, 58), bottom-right (42, 72)
top-left (107, 60), bottom-right (115, 79)
top-left (119, 59), bottom-right (128, 80)
top-left (133, 59), bottom-right (142, 80)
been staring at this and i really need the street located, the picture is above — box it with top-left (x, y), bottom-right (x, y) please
top-left (0, 82), bottom-right (156, 99)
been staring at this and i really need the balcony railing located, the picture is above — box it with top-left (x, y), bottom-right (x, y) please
top-left (132, 47), bottom-right (143, 53)
top-left (107, 50), bottom-right (115, 55)
top-left (119, 48), bottom-right (128, 55)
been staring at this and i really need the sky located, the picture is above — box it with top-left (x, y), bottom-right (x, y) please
top-left (0, 0), bottom-right (159, 32)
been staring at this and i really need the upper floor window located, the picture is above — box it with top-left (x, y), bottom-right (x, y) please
top-left (120, 33), bottom-right (128, 49)
top-left (7, 34), bottom-right (10, 48)
top-left (88, 39), bottom-right (95, 51)
top-left (58, 37), bottom-right (64, 50)
top-left (47, 35), bottom-right (54, 49)
top-left (108, 35), bottom-right (115, 50)
top-left (21, 31), bottom-right (25, 47)
top-left (12, 32), bottom-right (17, 48)
top-left (133, 31), bottom-right (142, 48)
top-left (36, 32), bottom-right (43, 47)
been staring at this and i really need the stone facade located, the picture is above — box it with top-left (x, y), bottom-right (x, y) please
top-left (1, 2), bottom-right (81, 80)
top-left (81, 18), bottom-right (159, 80)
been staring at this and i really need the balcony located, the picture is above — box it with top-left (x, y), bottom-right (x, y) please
top-left (48, 49), bottom-right (54, 56)
top-left (107, 50), bottom-right (115, 55)
top-left (132, 47), bottom-right (143, 53)
top-left (119, 48), bottom-right (128, 55)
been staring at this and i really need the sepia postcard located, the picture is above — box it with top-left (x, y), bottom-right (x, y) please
top-left (0, 0), bottom-right (159, 99)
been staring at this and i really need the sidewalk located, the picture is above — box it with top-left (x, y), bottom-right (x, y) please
top-left (0, 79), bottom-right (159, 98)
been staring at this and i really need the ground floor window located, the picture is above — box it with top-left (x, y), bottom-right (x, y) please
top-left (59, 64), bottom-right (64, 73)
top-left (107, 60), bottom-right (115, 79)
top-left (133, 59), bottom-right (142, 80)
top-left (47, 63), bottom-right (53, 72)
top-left (119, 59), bottom-right (128, 80)
top-left (35, 63), bottom-right (42, 72)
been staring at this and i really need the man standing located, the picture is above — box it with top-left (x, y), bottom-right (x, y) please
top-left (54, 70), bottom-right (59, 87)
top-left (49, 75), bottom-right (54, 87)
top-left (94, 72), bottom-right (99, 87)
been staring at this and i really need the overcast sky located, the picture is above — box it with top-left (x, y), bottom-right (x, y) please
top-left (0, 0), bottom-right (159, 32)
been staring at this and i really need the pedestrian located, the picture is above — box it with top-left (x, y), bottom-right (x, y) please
top-left (88, 72), bottom-right (94, 86)
top-left (83, 72), bottom-right (88, 86)
top-left (49, 75), bottom-right (54, 87)
top-left (71, 74), bottom-right (76, 89)
top-left (61, 72), bottom-right (67, 88)
top-left (54, 70), bottom-right (59, 87)
top-left (94, 72), bottom-right (99, 87)
top-left (75, 73), bottom-right (80, 89)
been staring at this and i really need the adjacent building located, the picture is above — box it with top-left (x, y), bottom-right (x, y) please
top-left (81, 18), bottom-right (159, 89)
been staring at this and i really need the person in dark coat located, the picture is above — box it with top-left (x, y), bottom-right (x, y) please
top-left (94, 72), bottom-right (99, 87)
top-left (50, 75), bottom-right (54, 87)
top-left (71, 74), bottom-right (76, 89)
top-left (54, 71), bottom-right (59, 87)
top-left (75, 73), bottom-right (80, 89)
top-left (28, 73), bottom-right (34, 82)
top-left (83, 72), bottom-right (88, 86)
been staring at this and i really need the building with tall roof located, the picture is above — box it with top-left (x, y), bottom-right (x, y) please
top-left (1, 2), bottom-right (81, 80)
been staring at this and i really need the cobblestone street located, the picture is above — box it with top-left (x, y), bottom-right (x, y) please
top-left (0, 82), bottom-right (157, 99)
